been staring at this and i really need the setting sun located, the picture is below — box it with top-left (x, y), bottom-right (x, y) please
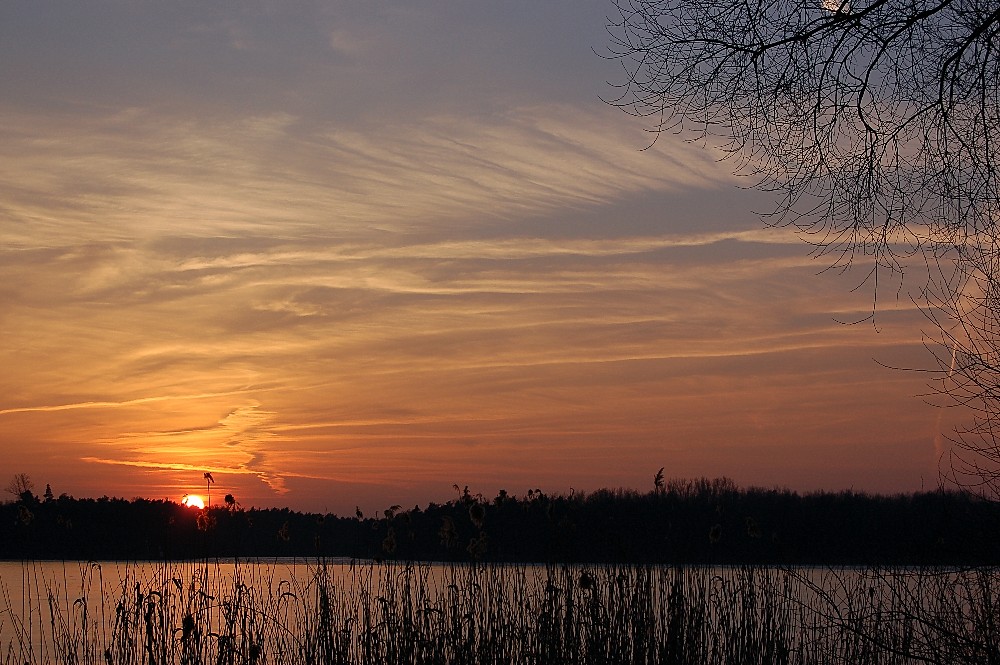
top-left (0, 0), bottom-right (949, 518)
top-left (182, 494), bottom-right (205, 509)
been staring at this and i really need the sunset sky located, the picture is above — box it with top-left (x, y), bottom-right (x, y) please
top-left (0, 1), bottom-right (954, 514)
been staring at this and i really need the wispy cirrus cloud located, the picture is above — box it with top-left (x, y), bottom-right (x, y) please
top-left (84, 403), bottom-right (298, 495)
top-left (0, 389), bottom-right (272, 417)
top-left (0, 104), bottom-right (734, 248)
top-left (0, 0), bottom-right (947, 511)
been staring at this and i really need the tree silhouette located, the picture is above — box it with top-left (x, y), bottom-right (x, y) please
top-left (606, 0), bottom-right (1000, 496)
top-left (5, 473), bottom-right (34, 500)
top-left (0, 480), bottom-right (998, 562)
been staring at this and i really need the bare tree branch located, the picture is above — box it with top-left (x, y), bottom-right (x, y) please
top-left (605, 0), bottom-right (1000, 495)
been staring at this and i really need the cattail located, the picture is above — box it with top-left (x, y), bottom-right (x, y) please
top-left (181, 613), bottom-right (196, 643)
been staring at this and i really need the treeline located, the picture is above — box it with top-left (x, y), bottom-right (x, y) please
top-left (2, 478), bottom-right (999, 564)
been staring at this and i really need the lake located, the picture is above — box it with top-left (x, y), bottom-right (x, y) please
top-left (0, 559), bottom-right (994, 664)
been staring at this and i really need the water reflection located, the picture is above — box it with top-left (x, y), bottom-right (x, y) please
top-left (0, 560), bottom-right (994, 664)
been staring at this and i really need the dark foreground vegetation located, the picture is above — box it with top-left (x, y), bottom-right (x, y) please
top-left (2, 560), bottom-right (997, 665)
top-left (3, 478), bottom-right (999, 564)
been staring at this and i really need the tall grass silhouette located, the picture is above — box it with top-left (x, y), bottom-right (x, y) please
top-left (203, 473), bottom-right (214, 510)
top-left (0, 560), bottom-right (996, 664)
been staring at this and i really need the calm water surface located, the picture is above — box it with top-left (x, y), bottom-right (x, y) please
top-left (0, 560), bottom-right (991, 664)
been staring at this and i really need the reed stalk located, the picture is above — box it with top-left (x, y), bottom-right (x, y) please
top-left (0, 561), bottom-right (996, 665)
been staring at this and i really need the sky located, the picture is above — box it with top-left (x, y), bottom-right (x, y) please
top-left (0, 1), bottom-right (955, 514)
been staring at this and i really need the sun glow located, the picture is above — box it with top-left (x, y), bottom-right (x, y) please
top-left (182, 494), bottom-right (205, 509)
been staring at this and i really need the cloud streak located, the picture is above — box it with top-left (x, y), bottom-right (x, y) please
top-left (0, 104), bottom-right (734, 248)
top-left (0, 389), bottom-right (272, 417)
top-left (0, 0), bottom-right (945, 512)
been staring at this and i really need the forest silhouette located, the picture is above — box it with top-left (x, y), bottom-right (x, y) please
top-left (2, 478), bottom-right (998, 564)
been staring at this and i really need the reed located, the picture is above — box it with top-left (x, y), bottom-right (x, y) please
top-left (0, 560), bottom-right (996, 664)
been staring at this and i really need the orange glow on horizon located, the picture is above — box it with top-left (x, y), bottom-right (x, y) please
top-left (182, 494), bottom-right (205, 509)
top-left (0, 0), bottom-right (949, 514)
